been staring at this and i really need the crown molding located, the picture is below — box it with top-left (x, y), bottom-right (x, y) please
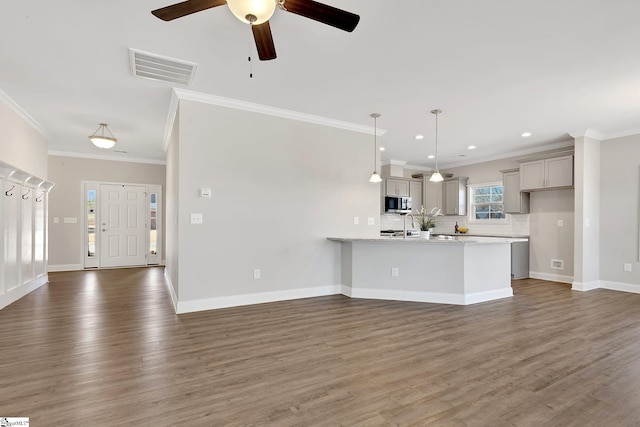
top-left (168, 88), bottom-right (387, 146)
top-left (163, 89), bottom-right (180, 152)
top-left (0, 88), bottom-right (47, 139)
top-left (601, 128), bottom-right (640, 141)
top-left (569, 128), bottom-right (604, 140)
top-left (48, 150), bottom-right (166, 165)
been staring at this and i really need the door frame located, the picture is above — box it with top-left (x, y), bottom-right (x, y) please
top-left (82, 181), bottom-right (162, 269)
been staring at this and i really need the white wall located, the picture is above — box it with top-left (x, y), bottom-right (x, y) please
top-left (171, 100), bottom-right (379, 312)
top-left (600, 134), bottom-right (640, 289)
top-left (165, 113), bottom-right (180, 304)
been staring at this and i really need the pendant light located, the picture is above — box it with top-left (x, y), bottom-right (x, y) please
top-left (429, 109), bottom-right (444, 182)
top-left (88, 123), bottom-right (117, 149)
top-left (369, 113), bottom-right (382, 183)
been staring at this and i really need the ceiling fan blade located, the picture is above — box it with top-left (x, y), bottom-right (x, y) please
top-left (152, 0), bottom-right (226, 21)
top-left (282, 0), bottom-right (360, 32)
top-left (252, 22), bottom-right (277, 61)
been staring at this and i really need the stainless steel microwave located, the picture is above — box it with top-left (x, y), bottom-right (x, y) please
top-left (385, 196), bottom-right (412, 214)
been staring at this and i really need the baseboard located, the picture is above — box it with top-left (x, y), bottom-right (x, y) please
top-left (0, 275), bottom-right (48, 310)
top-left (529, 271), bottom-right (574, 284)
top-left (571, 280), bottom-right (601, 291)
top-left (464, 287), bottom-right (514, 304)
top-left (176, 285), bottom-right (341, 314)
top-left (600, 280), bottom-right (640, 294)
top-left (342, 286), bottom-right (513, 306)
top-left (163, 268), bottom-right (178, 313)
top-left (48, 264), bottom-right (82, 272)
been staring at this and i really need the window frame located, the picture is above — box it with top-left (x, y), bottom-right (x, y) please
top-left (467, 181), bottom-right (509, 224)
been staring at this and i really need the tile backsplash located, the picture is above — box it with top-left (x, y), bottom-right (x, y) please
top-left (380, 213), bottom-right (530, 236)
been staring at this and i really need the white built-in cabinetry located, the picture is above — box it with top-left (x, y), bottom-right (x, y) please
top-left (502, 169), bottom-right (530, 214)
top-left (0, 165), bottom-right (52, 309)
top-left (520, 155), bottom-right (573, 191)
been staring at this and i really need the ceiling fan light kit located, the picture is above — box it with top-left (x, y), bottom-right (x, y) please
top-left (227, 0), bottom-right (276, 24)
top-left (151, 0), bottom-right (360, 61)
top-left (89, 123), bottom-right (117, 149)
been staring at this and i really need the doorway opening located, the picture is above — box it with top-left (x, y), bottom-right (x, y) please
top-left (83, 181), bottom-right (162, 268)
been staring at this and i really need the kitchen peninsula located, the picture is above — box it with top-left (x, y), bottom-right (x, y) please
top-left (328, 237), bottom-right (513, 305)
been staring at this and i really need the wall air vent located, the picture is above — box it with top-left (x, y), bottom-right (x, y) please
top-left (129, 48), bottom-right (197, 86)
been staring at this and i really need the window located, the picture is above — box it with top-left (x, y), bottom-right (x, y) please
top-left (469, 182), bottom-right (506, 222)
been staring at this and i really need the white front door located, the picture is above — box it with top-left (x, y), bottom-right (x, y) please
top-left (99, 184), bottom-right (146, 268)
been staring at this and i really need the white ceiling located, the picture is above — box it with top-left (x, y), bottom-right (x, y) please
top-left (2, 1), bottom-right (639, 168)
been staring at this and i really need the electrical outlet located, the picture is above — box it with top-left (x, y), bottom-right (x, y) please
top-left (353, 217), bottom-right (359, 225)
top-left (391, 267), bottom-right (399, 277)
top-left (367, 217), bottom-right (375, 225)
top-left (190, 213), bottom-right (203, 224)
top-left (557, 219), bottom-right (563, 227)
top-left (624, 263), bottom-right (632, 272)
top-left (253, 269), bottom-right (261, 279)
top-left (53, 217), bottom-right (59, 224)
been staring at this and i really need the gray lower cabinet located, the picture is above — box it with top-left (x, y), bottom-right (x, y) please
top-left (511, 241), bottom-right (529, 279)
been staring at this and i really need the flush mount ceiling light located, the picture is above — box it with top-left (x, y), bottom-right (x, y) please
top-left (429, 109), bottom-right (444, 182)
top-left (369, 113), bottom-right (382, 183)
top-left (467, 145), bottom-right (476, 150)
top-left (521, 132), bottom-right (532, 137)
top-left (88, 123), bottom-right (117, 149)
top-left (227, 0), bottom-right (277, 25)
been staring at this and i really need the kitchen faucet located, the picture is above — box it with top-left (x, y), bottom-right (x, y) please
top-left (403, 214), bottom-right (416, 239)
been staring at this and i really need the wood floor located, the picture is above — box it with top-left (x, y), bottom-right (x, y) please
top-left (2, 269), bottom-right (640, 426)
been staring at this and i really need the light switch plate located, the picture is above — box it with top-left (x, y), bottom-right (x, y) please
top-left (367, 217), bottom-right (375, 225)
top-left (200, 188), bottom-right (211, 198)
top-left (190, 213), bottom-right (203, 224)
top-left (353, 217), bottom-right (359, 225)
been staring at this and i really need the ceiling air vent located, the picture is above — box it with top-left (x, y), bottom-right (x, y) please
top-left (129, 48), bottom-right (197, 86)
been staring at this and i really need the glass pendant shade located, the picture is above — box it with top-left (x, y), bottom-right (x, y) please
top-left (429, 171), bottom-right (444, 182)
top-left (88, 123), bottom-right (117, 149)
top-left (227, 0), bottom-right (276, 24)
top-left (369, 172), bottom-right (382, 183)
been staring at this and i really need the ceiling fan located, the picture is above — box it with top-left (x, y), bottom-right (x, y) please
top-left (151, 0), bottom-right (360, 61)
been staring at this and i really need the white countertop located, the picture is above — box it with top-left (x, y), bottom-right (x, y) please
top-left (327, 236), bottom-right (520, 244)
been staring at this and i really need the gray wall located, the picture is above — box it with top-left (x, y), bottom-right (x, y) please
top-left (600, 134), bottom-right (640, 285)
top-left (171, 100), bottom-right (379, 305)
top-left (47, 155), bottom-right (166, 267)
top-left (529, 189), bottom-right (574, 279)
top-left (0, 99), bottom-right (48, 178)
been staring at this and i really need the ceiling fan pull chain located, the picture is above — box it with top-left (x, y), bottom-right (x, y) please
top-left (248, 27), bottom-right (254, 78)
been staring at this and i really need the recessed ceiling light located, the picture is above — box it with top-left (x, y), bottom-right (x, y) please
top-left (379, 147), bottom-right (385, 151)
top-left (415, 134), bottom-right (424, 140)
top-left (467, 145), bottom-right (476, 150)
top-left (521, 132), bottom-right (532, 137)
top-left (458, 154), bottom-right (467, 157)
top-left (427, 154), bottom-right (435, 159)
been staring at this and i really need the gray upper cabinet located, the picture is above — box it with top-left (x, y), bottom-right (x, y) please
top-left (443, 177), bottom-right (468, 215)
top-left (409, 181), bottom-right (423, 213)
top-left (385, 179), bottom-right (410, 197)
top-left (520, 155), bottom-right (573, 191)
top-left (424, 179), bottom-right (443, 214)
top-left (502, 169), bottom-right (530, 214)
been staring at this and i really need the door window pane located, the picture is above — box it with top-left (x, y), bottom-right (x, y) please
top-left (87, 190), bottom-right (96, 257)
top-left (149, 193), bottom-right (157, 255)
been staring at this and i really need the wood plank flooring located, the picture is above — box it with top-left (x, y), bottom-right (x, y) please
top-left (2, 268), bottom-right (640, 425)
